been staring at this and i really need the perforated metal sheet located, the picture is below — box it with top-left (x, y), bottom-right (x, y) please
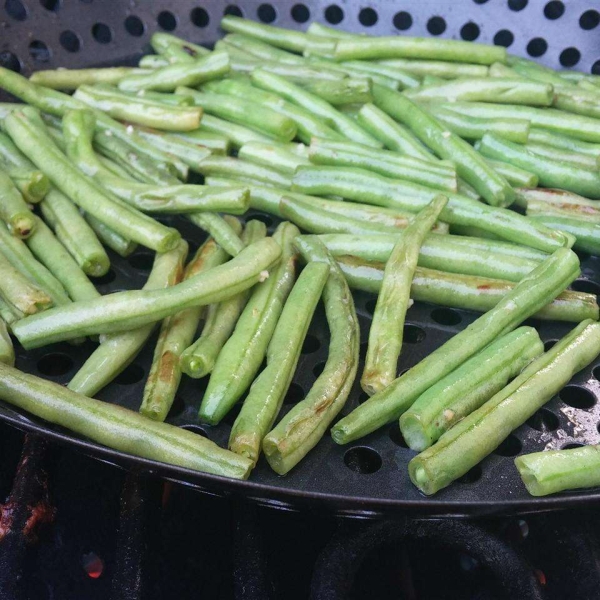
top-left (1, 0), bottom-right (600, 516)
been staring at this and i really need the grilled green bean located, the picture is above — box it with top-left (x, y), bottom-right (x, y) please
top-left (400, 328), bottom-right (544, 451)
top-left (291, 166), bottom-right (568, 252)
top-left (0, 361), bottom-right (253, 479)
top-left (6, 167), bottom-right (49, 204)
top-left (30, 67), bottom-right (149, 90)
top-left (407, 77), bottom-right (553, 105)
top-left (40, 189), bottom-right (109, 277)
top-left (425, 104), bottom-right (530, 143)
top-left (172, 129), bottom-right (230, 155)
top-left (320, 232), bottom-right (546, 281)
top-left (515, 445), bottom-right (600, 496)
top-left (304, 56), bottom-right (401, 89)
top-left (372, 85), bottom-right (514, 207)
top-left (221, 15), bottom-right (336, 55)
top-left (69, 241), bottom-right (188, 397)
top-left (203, 78), bottom-right (343, 144)
top-left (0, 298), bottom-right (18, 325)
top-left (139, 55), bottom-right (170, 69)
top-left (0, 249), bottom-right (52, 315)
top-left (187, 213), bottom-right (244, 257)
top-left (5, 109), bottom-right (181, 252)
top-left (13, 237), bottom-right (281, 348)
top-left (228, 261), bottom-right (328, 461)
top-left (301, 77), bottom-right (371, 105)
top-left (220, 33), bottom-right (304, 64)
top-left (73, 84), bottom-right (202, 131)
top-left (524, 142), bottom-right (600, 170)
top-left (333, 36), bottom-right (506, 64)
top-left (0, 318), bottom-right (13, 366)
top-left (331, 248), bottom-right (580, 444)
top-left (262, 236), bottom-right (358, 474)
top-left (238, 142), bottom-right (309, 176)
top-left (250, 70), bottom-right (381, 147)
top-left (336, 256), bottom-right (595, 322)
top-left (363, 195), bottom-right (448, 395)
top-left (483, 159), bottom-right (539, 188)
top-left (177, 87), bottom-right (297, 141)
top-left (192, 155), bottom-right (292, 188)
top-left (340, 60), bottom-right (420, 89)
top-left (199, 222), bottom-right (299, 425)
top-left (409, 320), bottom-right (600, 495)
top-left (528, 128), bottom-right (600, 159)
top-left (180, 220), bottom-right (265, 380)
top-left (379, 58), bottom-right (489, 79)
top-left (0, 170), bottom-right (35, 238)
top-left (308, 137), bottom-right (457, 192)
top-left (527, 214), bottom-right (600, 255)
top-left (84, 213), bottom-right (138, 257)
top-left (526, 198), bottom-right (600, 224)
top-left (151, 32), bottom-right (210, 61)
top-left (118, 51), bottom-right (229, 92)
top-left (477, 133), bottom-right (600, 199)
top-left (134, 90), bottom-right (196, 106)
top-left (355, 103), bottom-right (434, 161)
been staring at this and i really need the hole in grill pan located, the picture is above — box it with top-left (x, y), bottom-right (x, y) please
top-left (494, 434), bottom-right (522, 457)
top-left (359, 7), bottom-right (378, 27)
top-left (5, 0), bottom-right (27, 21)
top-left (560, 47), bottom-right (581, 67)
top-left (526, 408), bottom-right (559, 431)
top-left (494, 29), bottom-right (514, 47)
top-left (224, 4), bottom-right (243, 17)
top-left (0, 51), bottom-right (21, 73)
top-left (190, 7), bottom-right (209, 28)
top-left (559, 385), bottom-right (596, 410)
top-left (301, 334), bottom-right (321, 354)
top-left (527, 37), bottom-right (548, 57)
top-left (344, 447), bottom-right (382, 474)
top-left (29, 40), bottom-right (51, 62)
top-left (60, 30), bottom-right (81, 52)
top-left (562, 442), bottom-right (584, 449)
top-left (544, 1), bottom-right (564, 20)
top-left (92, 23), bottom-right (113, 44)
top-left (427, 16), bottom-right (446, 35)
top-left (393, 11), bottom-right (412, 30)
top-left (430, 308), bottom-right (462, 326)
top-left (388, 422), bottom-right (409, 448)
top-left (324, 4), bottom-right (344, 24)
top-left (579, 9), bottom-right (600, 30)
top-left (284, 383), bottom-right (305, 404)
top-left (404, 324), bottom-right (425, 344)
top-left (114, 364), bottom-right (145, 385)
top-left (257, 3), bottom-right (276, 23)
top-left (124, 15), bottom-right (145, 37)
top-left (457, 464), bottom-right (482, 484)
top-left (37, 352), bottom-right (74, 377)
top-left (571, 279), bottom-right (600, 295)
top-left (157, 10), bottom-right (177, 31)
top-left (508, 0), bottom-right (528, 11)
top-left (460, 22), bottom-right (480, 41)
top-left (291, 3), bottom-right (310, 23)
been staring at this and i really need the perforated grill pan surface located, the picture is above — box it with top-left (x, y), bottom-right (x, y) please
top-left (1, 0), bottom-right (600, 517)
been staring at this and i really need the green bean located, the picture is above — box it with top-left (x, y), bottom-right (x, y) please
top-left (425, 104), bottom-right (530, 143)
top-left (0, 318), bottom-right (13, 366)
top-left (5, 109), bottom-right (181, 252)
top-left (193, 155), bottom-right (292, 188)
top-left (528, 128), bottom-right (600, 158)
top-left (524, 142), bottom-right (600, 170)
top-left (321, 232), bottom-right (545, 281)
top-left (308, 138), bottom-right (457, 192)
top-left (5, 167), bottom-right (49, 204)
top-left (187, 213), bottom-right (244, 257)
top-left (355, 103), bottom-right (434, 161)
top-left (373, 85), bottom-right (514, 207)
top-left (331, 248), bottom-right (580, 444)
top-left (483, 159), bottom-right (539, 188)
top-left (199, 113), bottom-right (273, 148)
top-left (172, 129), bottom-right (231, 155)
top-left (238, 142), bottom-right (309, 176)
top-left (262, 236), bottom-right (358, 474)
top-left (437, 101), bottom-right (600, 143)
top-left (379, 58), bottom-right (488, 79)
top-left (118, 51), bottom-right (229, 92)
top-left (341, 60), bottom-right (420, 89)
top-left (333, 36), bottom-right (506, 65)
top-left (177, 86), bottom-right (297, 142)
top-left (198, 222), bottom-right (298, 420)
top-left (228, 261), bottom-right (328, 461)
top-left (561, 71), bottom-right (600, 87)
top-left (407, 77), bottom-right (553, 105)
top-left (409, 319), bottom-right (600, 495)
top-left (40, 189), bottom-right (110, 277)
top-left (337, 256), bottom-right (595, 322)
top-left (506, 55), bottom-right (567, 85)
top-left (220, 33), bottom-right (304, 64)
top-left (14, 237), bottom-right (281, 349)
top-left (151, 32), bottom-right (210, 61)
top-left (68, 241), bottom-right (188, 397)
top-left (456, 179), bottom-right (481, 201)
top-left (553, 86), bottom-right (600, 120)
top-left (304, 56), bottom-right (401, 90)
top-left (301, 77), bottom-right (372, 105)
top-left (220, 15), bottom-right (336, 55)
top-left (291, 166), bottom-right (568, 252)
top-left (180, 221), bottom-right (265, 380)
top-left (26, 216), bottom-right (99, 302)
top-left (363, 196), bottom-right (447, 395)
top-left (477, 133), bottom-right (600, 199)
top-left (514, 186), bottom-right (598, 210)
top-left (73, 84), bottom-right (202, 131)
top-left (250, 70), bottom-right (382, 147)
top-left (0, 298), bottom-right (19, 325)
top-left (0, 361), bottom-right (253, 479)
top-left (527, 214), bottom-right (600, 255)
top-left (0, 170), bottom-right (35, 238)
top-left (0, 223), bottom-right (70, 305)
top-left (526, 198), bottom-right (600, 224)
top-left (139, 55), bottom-right (170, 69)
top-left (30, 67), bottom-right (149, 90)
top-left (203, 78), bottom-right (343, 144)
top-left (401, 327), bottom-right (543, 451)
top-left (134, 90), bottom-right (196, 106)
top-left (0, 249), bottom-right (52, 315)
top-left (84, 213), bottom-right (138, 257)
top-left (515, 444), bottom-right (600, 496)
top-left (421, 75), bottom-right (446, 86)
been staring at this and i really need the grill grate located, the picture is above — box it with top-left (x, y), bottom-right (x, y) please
top-left (0, 0), bottom-right (600, 515)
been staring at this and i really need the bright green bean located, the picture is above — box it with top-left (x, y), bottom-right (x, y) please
top-left (331, 248), bottom-right (580, 444)
top-left (515, 445), bottom-right (600, 496)
top-left (528, 128), bottom-right (600, 159)
top-left (139, 55), bottom-right (170, 69)
top-left (527, 214), bottom-right (600, 255)
top-left (409, 320), bottom-right (600, 495)
top-left (228, 261), bottom-right (328, 461)
top-left (483, 158), bottom-right (539, 188)
top-left (526, 198), bottom-right (600, 224)
top-left (151, 32), bottom-right (210, 61)
top-left (0, 318), bottom-right (13, 366)
top-left (379, 58), bottom-right (489, 79)
top-left (524, 142), bottom-right (600, 170)
top-left (84, 213), bottom-right (138, 257)
top-left (0, 170), bottom-right (35, 238)
top-left (363, 195), bottom-right (447, 395)
top-left (219, 33), bottom-right (304, 64)
top-left (304, 56), bottom-right (401, 90)
top-left (5, 167), bottom-right (49, 204)
top-left (238, 142), bottom-right (309, 176)
top-left (302, 77), bottom-right (372, 105)
top-left (30, 67), bottom-right (149, 90)
top-left (171, 129), bottom-right (231, 155)
top-left (192, 155), bottom-right (292, 188)
top-left (187, 213), bottom-right (244, 257)
top-left (400, 328), bottom-right (543, 451)
top-left (341, 60), bottom-right (420, 89)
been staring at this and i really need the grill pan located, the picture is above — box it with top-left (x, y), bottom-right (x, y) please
top-left (1, 0), bottom-right (600, 517)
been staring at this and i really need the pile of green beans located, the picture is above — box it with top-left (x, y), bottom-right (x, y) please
top-left (2, 18), bottom-right (600, 492)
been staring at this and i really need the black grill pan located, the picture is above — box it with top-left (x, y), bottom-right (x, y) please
top-left (1, 0), bottom-right (600, 517)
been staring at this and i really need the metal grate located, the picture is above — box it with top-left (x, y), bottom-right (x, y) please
top-left (1, 0), bottom-right (600, 515)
